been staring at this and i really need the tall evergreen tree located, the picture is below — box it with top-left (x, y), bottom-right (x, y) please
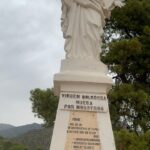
top-left (101, 0), bottom-right (150, 133)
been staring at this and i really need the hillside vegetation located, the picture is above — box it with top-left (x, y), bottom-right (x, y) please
top-left (0, 136), bottom-right (28, 150)
top-left (0, 123), bottom-right (42, 138)
top-left (12, 127), bottom-right (53, 150)
top-left (0, 123), bottom-right (52, 150)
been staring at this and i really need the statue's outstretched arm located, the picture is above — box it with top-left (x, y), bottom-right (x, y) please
top-left (114, 0), bottom-right (125, 7)
top-left (108, 0), bottom-right (124, 10)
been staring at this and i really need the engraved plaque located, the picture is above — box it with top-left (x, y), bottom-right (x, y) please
top-left (59, 92), bottom-right (108, 113)
top-left (65, 111), bottom-right (101, 150)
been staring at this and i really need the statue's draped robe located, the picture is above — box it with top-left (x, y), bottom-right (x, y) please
top-left (61, 0), bottom-right (116, 60)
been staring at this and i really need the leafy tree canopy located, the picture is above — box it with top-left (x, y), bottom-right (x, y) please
top-left (30, 88), bottom-right (58, 127)
top-left (102, 0), bottom-right (150, 133)
top-left (115, 130), bottom-right (150, 150)
top-left (0, 137), bottom-right (28, 150)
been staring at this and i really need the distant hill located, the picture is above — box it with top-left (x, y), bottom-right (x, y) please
top-left (12, 127), bottom-right (53, 150)
top-left (0, 123), bottom-right (42, 138)
top-left (0, 123), bottom-right (15, 131)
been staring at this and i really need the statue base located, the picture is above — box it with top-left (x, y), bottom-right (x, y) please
top-left (50, 59), bottom-right (116, 150)
top-left (54, 59), bottom-right (112, 96)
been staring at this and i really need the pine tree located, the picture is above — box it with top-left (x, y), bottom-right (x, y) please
top-left (101, 0), bottom-right (150, 149)
top-left (102, 0), bottom-right (150, 133)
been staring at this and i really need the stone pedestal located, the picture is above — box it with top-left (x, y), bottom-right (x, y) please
top-left (50, 59), bottom-right (116, 150)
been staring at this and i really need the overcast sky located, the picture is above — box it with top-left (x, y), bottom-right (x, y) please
top-left (0, 0), bottom-right (65, 126)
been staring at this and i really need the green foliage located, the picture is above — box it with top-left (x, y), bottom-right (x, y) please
top-left (105, 0), bottom-right (150, 39)
top-left (102, 0), bottom-right (150, 134)
top-left (108, 84), bottom-right (149, 132)
top-left (101, 38), bottom-right (142, 76)
top-left (12, 127), bottom-right (53, 150)
top-left (30, 88), bottom-right (59, 126)
top-left (115, 130), bottom-right (150, 150)
top-left (0, 137), bottom-right (28, 150)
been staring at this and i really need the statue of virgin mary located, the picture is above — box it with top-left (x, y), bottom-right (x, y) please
top-left (61, 0), bottom-right (124, 60)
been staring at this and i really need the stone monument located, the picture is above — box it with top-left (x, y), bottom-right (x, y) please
top-left (50, 0), bottom-right (124, 150)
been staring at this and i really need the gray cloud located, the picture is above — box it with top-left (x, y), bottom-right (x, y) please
top-left (0, 0), bottom-right (64, 126)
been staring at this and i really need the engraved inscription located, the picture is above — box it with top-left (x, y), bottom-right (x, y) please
top-left (65, 111), bottom-right (101, 150)
top-left (59, 92), bottom-right (108, 113)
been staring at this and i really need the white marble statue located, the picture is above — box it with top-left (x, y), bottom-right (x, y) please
top-left (61, 0), bottom-right (124, 60)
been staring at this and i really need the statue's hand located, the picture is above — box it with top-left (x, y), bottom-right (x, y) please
top-left (114, 0), bottom-right (125, 7)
